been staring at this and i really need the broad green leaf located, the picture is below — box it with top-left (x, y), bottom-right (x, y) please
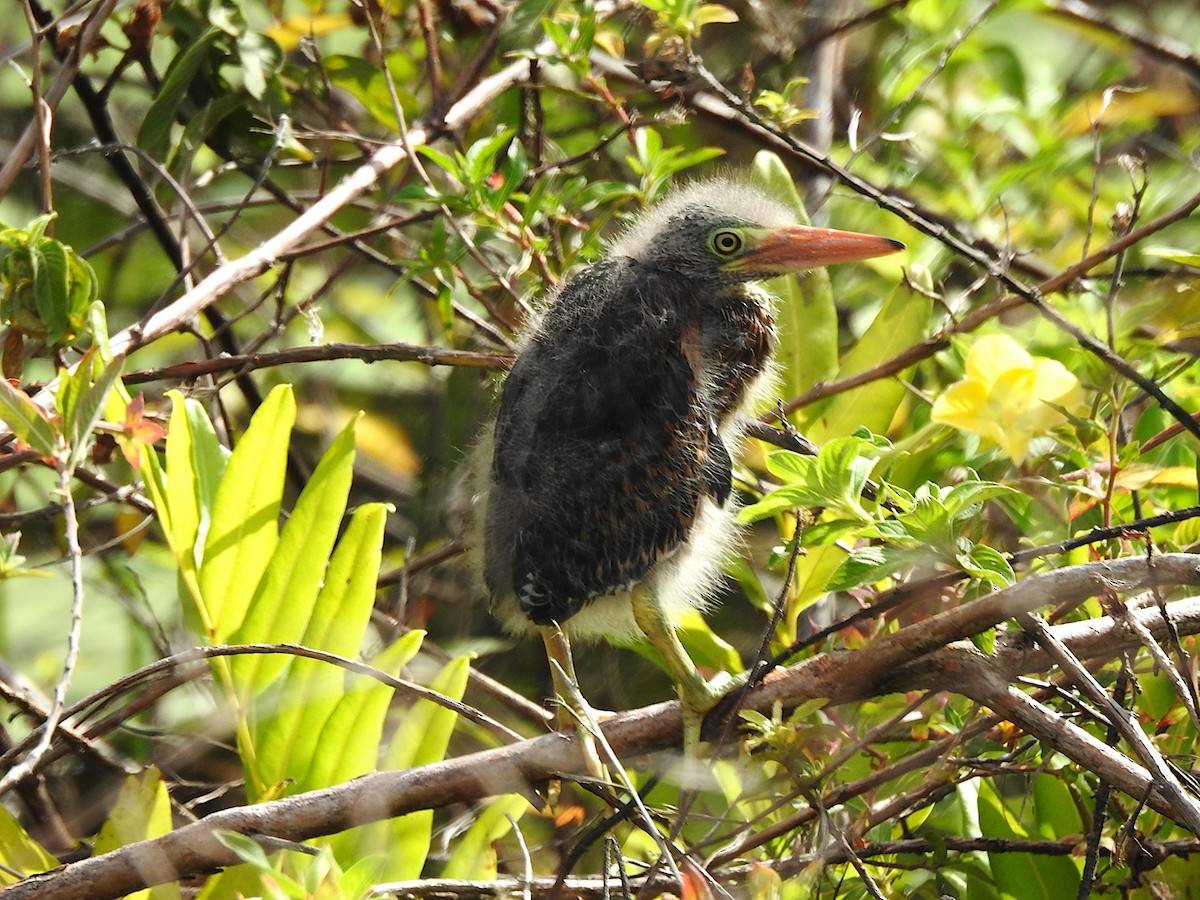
top-left (675, 607), bottom-right (743, 674)
top-left (978, 779), bottom-right (1080, 898)
top-left (737, 486), bottom-right (815, 523)
top-left (230, 415), bottom-right (360, 697)
top-left (799, 516), bottom-right (873, 547)
top-left (807, 269), bottom-right (933, 442)
top-left (34, 238), bottom-right (69, 342)
top-left (92, 769), bottom-right (179, 900)
top-left (942, 481), bottom-right (1017, 520)
top-left (764, 448), bottom-right (816, 483)
top-left (0, 806), bottom-right (56, 885)
top-left (323, 55), bottom-right (403, 130)
top-left (969, 627), bottom-right (996, 654)
top-left (1033, 773), bottom-right (1083, 839)
top-left (752, 151), bottom-right (838, 404)
top-left (786, 544), bottom-right (847, 637)
top-left (198, 384), bottom-right (294, 641)
top-left (440, 794), bottom-right (528, 880)
top-left (826, 545), bottom-right (925, 592)
top-left (138, 29), bottom-right (223, 156)
top-left (0, 378), bottom-right (59, 458)
top-left (964, 543), bottom-right (1015, 588)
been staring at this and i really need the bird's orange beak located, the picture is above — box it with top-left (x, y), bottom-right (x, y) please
top-left (737, 225), bottom-right (905, 272)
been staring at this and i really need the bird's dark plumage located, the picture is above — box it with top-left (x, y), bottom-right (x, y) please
top-left (486, 254), bottom-right (768, 629)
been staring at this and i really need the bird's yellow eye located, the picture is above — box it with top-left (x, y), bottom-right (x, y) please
top-left (710, 229), bottom-right (743, 256)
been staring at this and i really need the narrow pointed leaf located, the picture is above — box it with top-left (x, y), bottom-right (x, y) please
top-left (365, 652), bottom-right (472, 882)
top-left (0, 378), bottom-right (59, 458)
top-left (230, 415), bottom-right (360, 696)
top-left (199, 384), bottom-right (294, 641)
top-left (64, 352), bottom-right (126, 469)
top-left (251, 502), bottom-right (389, 794)
top-left (139, 29), bottom-right (222, 155)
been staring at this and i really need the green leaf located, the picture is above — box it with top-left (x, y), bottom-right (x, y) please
top-left (251, 503), bottom-right (391, 797)
top-left (942, 480), bottom-right (1017, 521)
top-left (799, 516), bottom-right (871, 547)
top-left (737, 484), bottom-right (823, 523)
top-left (362, 651), bottom-right (472, 882)
top-left (61, 351), bottom-right (126, 470)
top-left (198, 384), bottom-right (295, 641)
top-left (157, 392), bottom-right (228, 574)
top-left (764, 448), bottom-right (817, 483)
top-left (751, 151), bottom-right (838, 402)
top-left (440, 794), bottom-right (528, 880)
top-left (826, 545), bottom-right (925, 592)
top-left (675, 607), bottom-right (743, 674)
top-left (1145, 246), bottom-right (1200, 269)
top-left (413, 143), bottom-right (463, 180)
top-left (139, 29), bottom-right (223, 156)
top-left (0, 806), bottom-right (56, 884)
top-left (817, 436), bottom-right (877, 516)
top-left (807, 270), bottom-right (932, 442)
top-left (964, 543), bottom-right (1015, 588)
top-left (230, 415), bottom-right (360, 697)
top-left (92, 770), bottom-right (179, 900)
top-left (978, 779), bottom-right (1080, 897)
top-left (462, 129), bottom-right (516, 188)
top-left (34, 237), bottom-right (70, 343)
top-left (0, 377), bottom-right (59, 458)
top-left (786, 544), bottom-right (847, 636)
top-left (969, 627), bottom-right (996, 654)
top-left (323, 55), bottom-right (403, 130)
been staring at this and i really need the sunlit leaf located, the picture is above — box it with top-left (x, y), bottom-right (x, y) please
top-left (198, 384), bottom-right (294, 641)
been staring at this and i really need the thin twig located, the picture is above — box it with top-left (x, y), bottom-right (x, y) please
top-left (0, 464), bottom-right (85, 796)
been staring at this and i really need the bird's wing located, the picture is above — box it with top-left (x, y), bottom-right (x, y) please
top-left (485, 263), bottom-right (731, 626)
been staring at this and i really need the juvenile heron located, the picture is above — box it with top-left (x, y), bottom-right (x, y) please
top-left (476, 178), bottom-right (902, 758)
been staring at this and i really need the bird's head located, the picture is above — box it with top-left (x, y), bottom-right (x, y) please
top-left (611, 178), bottom-right (904, 285)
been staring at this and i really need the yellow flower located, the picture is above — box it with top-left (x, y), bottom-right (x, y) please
top-left (931, 334), bottom-right (1084, 464)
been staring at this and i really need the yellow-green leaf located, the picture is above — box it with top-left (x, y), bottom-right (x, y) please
top-left (198, 384), bottom-right (294, 641)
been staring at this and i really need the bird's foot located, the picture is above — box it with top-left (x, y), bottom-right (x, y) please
top-left (678, 670), bottom-right (750, 756)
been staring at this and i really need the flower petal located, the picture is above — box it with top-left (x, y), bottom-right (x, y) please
top-left (964, 334), bottom-right (1033, 388)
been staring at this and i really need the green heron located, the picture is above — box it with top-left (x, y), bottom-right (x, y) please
top-left (476, 178), bottom-right (903, 760)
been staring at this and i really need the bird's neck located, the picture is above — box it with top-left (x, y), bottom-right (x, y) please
top-left (695, 283), bottom-right (777, 423)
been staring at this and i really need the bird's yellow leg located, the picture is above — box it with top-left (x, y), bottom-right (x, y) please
top-left (631, 584), bottom-right (741, 754)
top-left (540, 625), bottom-right (608, 780)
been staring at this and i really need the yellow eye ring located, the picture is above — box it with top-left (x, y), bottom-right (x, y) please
top-left (711, 229), bottom-right (743, 256)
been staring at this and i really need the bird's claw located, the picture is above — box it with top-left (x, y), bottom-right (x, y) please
top-left (678, 670), bottom-right (750, 755)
